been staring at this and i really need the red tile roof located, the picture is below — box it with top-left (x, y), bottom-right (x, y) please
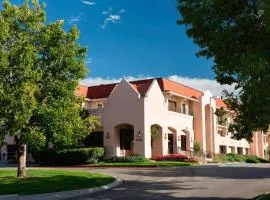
top-left (75, 85), bottom-right (88, 97)
top-left (216, 98), bottom-right (227, 108)
top-left (78, 78), bottom-right (204, 100)
top-left (87, 83), bottom-right (117, 99)
top-left (156, 78), bottom-right (203, 100)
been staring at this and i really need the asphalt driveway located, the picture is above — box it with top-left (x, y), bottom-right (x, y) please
top-left (72, 164), bottom-right (270, 200)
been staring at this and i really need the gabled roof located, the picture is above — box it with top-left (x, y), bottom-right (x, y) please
top-left (78, 77), bottom-right (204, 100)
top-left (156, 78), bottom-right (203, 100)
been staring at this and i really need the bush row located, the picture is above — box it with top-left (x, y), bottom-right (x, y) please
top-left (213, 153), bottom-right (268, 163)
top-left (34, 147), bottom-right (104, 165)
top-left (106, 154), bottom-right (150, 163)
top-left (153, 154), bottom-right (199, 163)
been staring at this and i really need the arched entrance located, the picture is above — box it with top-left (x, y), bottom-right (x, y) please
top-left (115, 124), bottom-right (134, 156)
top-left (181, 129), bottom-right (190, 151)
top-left (150, 124), bottom-right (162, 158)
top-left (168, 127), bottom-right (177, 154)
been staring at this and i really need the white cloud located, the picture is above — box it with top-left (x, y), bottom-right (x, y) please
top-left (101, 8), bottom-right (126, 29)
top-left (80, 75), bottom-right (235, 97)
top-left (68, 13), bottom-right (83, 24)
top-left (85, 58), bottom-right (92, 65)
top-left (81, 0), bottom-right (96, 5)
top-left (167, 75), bottom-right (235, 97)
top-left (107, 15), bottom-right (121, 22)
top-left (119, 9), bottom-right (126, 14)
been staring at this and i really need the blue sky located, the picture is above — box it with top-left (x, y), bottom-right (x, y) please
top-left (11, 0), bottom-right (213, 78)
top-left (7, 0), bottom-right (232, 96)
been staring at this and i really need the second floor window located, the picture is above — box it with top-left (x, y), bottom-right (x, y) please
top-left (168, 100), bottom-right (177, 112)
top-left (182, 104), bottom-right (186, 114)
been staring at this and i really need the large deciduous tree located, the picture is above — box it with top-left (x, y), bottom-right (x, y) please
top-left (0, 0), bottom-right (99, 178)
top-left (177, 0), bottom-right (270, 142)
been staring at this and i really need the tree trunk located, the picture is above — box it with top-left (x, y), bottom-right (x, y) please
top-left (17, 144), bottom-right (26, 178)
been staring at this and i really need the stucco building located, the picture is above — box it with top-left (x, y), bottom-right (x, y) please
top-left (1, 77), bottom-right (268, 161)
top-left (76, 78), bottom-right (268, 159)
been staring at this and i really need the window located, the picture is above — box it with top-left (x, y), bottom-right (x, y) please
top-left (219, 145), bottom-right (227, 154)
top-left (85, 131), bottom-right (104, 147)
top-left (97, 104), bottom-right (103, 109)
top-left (218, 129), bottom-right (226, 137)
top-left (168, 100), bottom-right (177, 112)
top-left (182, 104), bottom-right (186, 114)
top-left (263, 135), bottom-right (267, 144)
top-left (237, 147), bottom-right (243, 155)
top-left (245, 148), bottom-right (249, 155)
top-left (181, 135), bottom-right (187, 151)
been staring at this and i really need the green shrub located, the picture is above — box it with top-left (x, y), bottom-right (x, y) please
top-left (193, 141), bottom-right (201, 152)
top-left (35, 147), bottom-right (104, 165)
top-left (212, 153), bottom-right (267, 164)
top-left (245, 157), bottom-right (260, 163)
top-left (106, 155), bottom-right (149, 163)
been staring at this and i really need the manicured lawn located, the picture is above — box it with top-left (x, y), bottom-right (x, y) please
top-left (0, 169), bottom-right (114, 195)
top-left (256, 193), bottom-right (270, 200)
top-left (90, 161), bottom-right (193, 167)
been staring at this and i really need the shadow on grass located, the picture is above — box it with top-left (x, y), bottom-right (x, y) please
top-left (0, 174), bottom-right (114, 195)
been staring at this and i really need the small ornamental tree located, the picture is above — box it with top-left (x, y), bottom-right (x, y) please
top-left (0, 0), bottom-right (99, 178)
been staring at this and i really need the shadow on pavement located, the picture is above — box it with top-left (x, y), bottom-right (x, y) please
top-left (71, 179), bottom-right (253, 200)
top-left (120, 166), bottom-right (270, 180)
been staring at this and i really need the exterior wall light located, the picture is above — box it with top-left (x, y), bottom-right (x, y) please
top-left (137, 131), bottom-right (142, 138)
top-left (106, 132), bottom-right (110, 139)
top-left (164, 133), bottom-right (167, 140)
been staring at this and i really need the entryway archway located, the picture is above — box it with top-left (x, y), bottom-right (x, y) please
top-left (114, 124), bottom-right (134, 156)
top-left (150, 124), bottom-right (162, 158)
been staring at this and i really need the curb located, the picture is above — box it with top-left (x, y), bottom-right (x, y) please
top-left (0, 178), bottom-right (122, 200)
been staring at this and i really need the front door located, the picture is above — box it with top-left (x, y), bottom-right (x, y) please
top-left (181, 135), bottom-right (187, 151)
top-left (168, 133), bottom-right (173, 154)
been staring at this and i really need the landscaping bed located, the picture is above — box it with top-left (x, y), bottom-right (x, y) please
top-left (91, 154), bottom-right (195, 167)
top-left (0, 169), bottom-right (114, 195)
top-left (90, 161), bottom-right (192, 167)
top-left (211, 153), bottom-right (268, 164)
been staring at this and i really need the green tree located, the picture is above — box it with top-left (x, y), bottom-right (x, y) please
top-left (177, 0), bottom-right (270, 142)
top-left (0, 0), bottom-right (99, 178)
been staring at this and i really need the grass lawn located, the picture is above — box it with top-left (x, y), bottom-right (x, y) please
top-left (0, 169), bottom-right (114, 195)
top-left (90, 161), bottom-right (193, 167)
top-left (256, 193), bottom-right (270, 200)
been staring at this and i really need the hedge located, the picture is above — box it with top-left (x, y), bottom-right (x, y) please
top-left (213, 153), bottom-right (268, 163)
top-left (106, 155), bottom-right (149, 163)
top-left (35, 147), bottom-right (104, 165)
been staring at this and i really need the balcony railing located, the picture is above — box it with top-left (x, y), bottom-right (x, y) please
top-left (168, 108), bottom-right (194, 116)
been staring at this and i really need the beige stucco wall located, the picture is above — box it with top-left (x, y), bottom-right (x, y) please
top-left (102, 80), bottom-right (146, 158)
top-left (144, 80), bottom-right (194, 158)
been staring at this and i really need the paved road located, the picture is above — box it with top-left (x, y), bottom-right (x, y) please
top-left (73, 164), bottom-right (270, 200)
